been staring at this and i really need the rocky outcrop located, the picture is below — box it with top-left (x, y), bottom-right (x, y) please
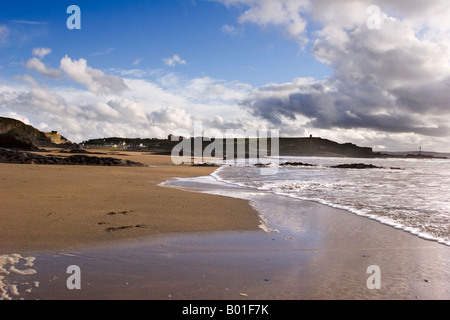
top-left (278, 162), bottom-right (402, 169)
top-left (280, 161), bottom-right (316, 167)
top-left (0, 116), bottom-right (71, 150)
top-left (0, 134), bottom-right (41, 151)
top-left (0, 148), bottom-right (145, 166)
top-left (330, 163), bottom-right (402, 169)
top-left (330, 163), bottom-right (383, 169)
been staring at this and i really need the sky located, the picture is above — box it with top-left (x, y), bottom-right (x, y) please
top-left (0, 0), bottom-right (450, 152)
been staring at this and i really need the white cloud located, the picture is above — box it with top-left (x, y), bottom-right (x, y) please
top-left (15, 74), bottom-right (39, 87)
top-left (162, 54), bottom-right (187, 67)
top-left (60, 55), bottom-right (128, 94)
top-left (26, 57), bottom-right (62, 78)
top-left (9, 20), bottom-right (46, 25)
top-left (6, 87), bottom-right (67, 115)
top-left (32, 47), bottom-right (52, 58)
top-left (133, 58), bottom-right (142, 66)
top-left (90, 48), bottom-right (114, 57)
top-left (216, 0), bottom-right (450, 150)
top-left (221, 24), bottom-right (236, 34)
top-left (219, 0), bottom-right (310, 44)
top-left (150, 106), bottom-right (193, 129)
top-left (106, 99), bottom-right (148, 124)
top-left (0, 25), bottom-right (10, 45)
top-left (183, 76), bottom-right (252, 103)
top-left (221, 24), bottom-right (243, 35)
top-left (0, 67), bottom-right (258, 143)
top-left (5, 0), bottom-right (450, 154)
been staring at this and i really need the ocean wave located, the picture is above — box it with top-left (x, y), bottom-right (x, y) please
top-left (211, 160), bottom-right (450, 246)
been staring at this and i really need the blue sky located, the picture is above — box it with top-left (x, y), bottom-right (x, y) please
top-left (1, 0), bottom-right (450, 151)
top-left (0, 0), bottom-right (330, 86)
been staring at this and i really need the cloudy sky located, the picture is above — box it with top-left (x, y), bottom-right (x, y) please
top-left (1, 0), bottom-right (449, 151)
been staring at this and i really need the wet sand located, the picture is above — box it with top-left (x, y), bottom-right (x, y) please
top-left (1, 151), bottom-right (449, 300)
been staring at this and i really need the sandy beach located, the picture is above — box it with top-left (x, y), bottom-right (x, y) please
top-left (1, 151), bottom-right (449, 300)
top-left (0, 151), bottom-right (259, 252)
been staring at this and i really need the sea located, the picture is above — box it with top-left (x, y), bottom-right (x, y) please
top-left (165, 156), bottom-right (450, 246)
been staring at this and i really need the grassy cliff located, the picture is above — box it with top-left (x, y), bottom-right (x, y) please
top-left (0, 117), bottom-right (59, 150)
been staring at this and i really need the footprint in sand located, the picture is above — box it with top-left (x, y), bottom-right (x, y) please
top-left (101, 210), bottom-right (147, 232)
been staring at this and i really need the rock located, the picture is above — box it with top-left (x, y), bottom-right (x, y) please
top-left (0, 148), bottom-right (145, 167)
top-left (253, 163), bottom-right (271, 167)
top-left (330, 163), bottom-right (383, 169)
top-left (192, 163), bottom-right (218, 167)
top-left (280, 162), bottom-right (316, 167)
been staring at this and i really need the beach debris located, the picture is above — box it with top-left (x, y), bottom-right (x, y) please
top-left (239, 293), bottom-right (248, 297)
top-left (362, 254), bottom-right (370, 257)
top-left (424, 279), bottom-right (429, 283)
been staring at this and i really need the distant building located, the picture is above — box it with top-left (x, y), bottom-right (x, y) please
top-left (45, 131), bottom-right (69, 144)
top-left (168, 134), bottom-right (184, 141)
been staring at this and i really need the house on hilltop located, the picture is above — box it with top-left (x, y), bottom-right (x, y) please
top-left (44, 131), bottom-right (70, 145)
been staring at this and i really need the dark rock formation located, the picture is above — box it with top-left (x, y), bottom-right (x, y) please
top-left (280, 161), bottom-right (316, 167)
top-left (330, 163), bottom-right (383, 169)
top-left (0, 134), bottom-right (42, 151)
top-left (191, 163), bottom-right (218, 167)
top-left (0, 148), bottom-right (145, 166)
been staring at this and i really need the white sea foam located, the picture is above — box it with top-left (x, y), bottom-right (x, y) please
top-left (9, 266), bottom-right (37, 276)
top-left (0, 254), bottom-right (37, 300)
top-left (210, 157), bottom-right (450, 246)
